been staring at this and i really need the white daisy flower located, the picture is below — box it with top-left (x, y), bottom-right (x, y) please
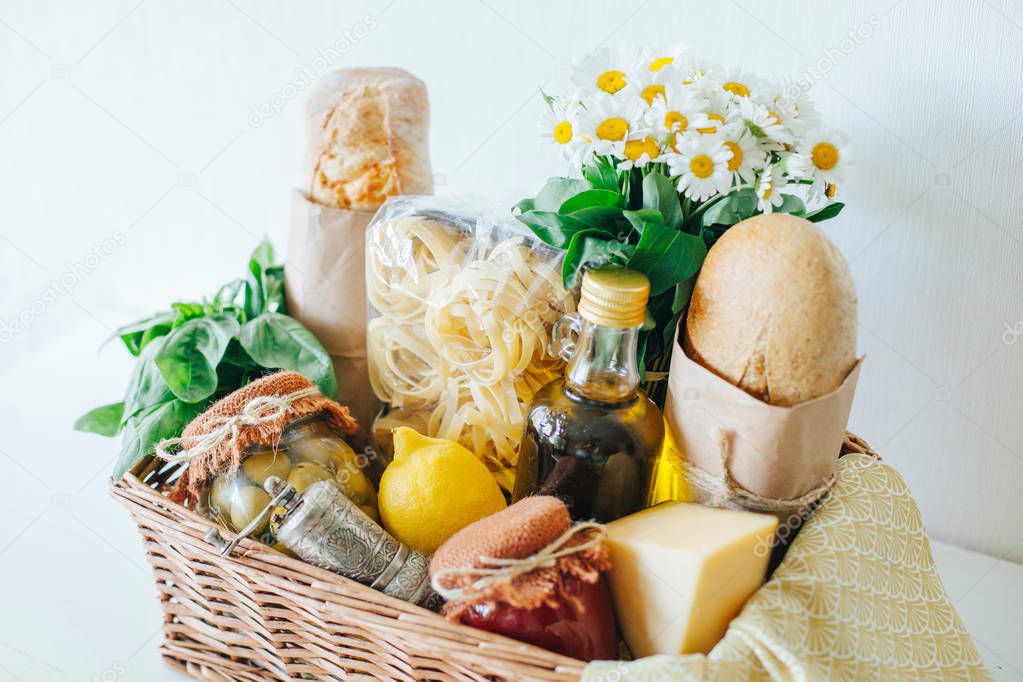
top-left (575, 92), bottom-right (646, 157)
top-left (573, 46), bottom-right (643, 96)
top-left (639, 44), bottom-right (690, 73)
top-left (667, 133), bottom-right (733, 202)
top-left (630, 63), bottom-right (678, 107)
top-left (618, 135), bottom-right (663, 170)
top-left (646, 84), bottom-right (710, 143)
top-left (695, 89), bottom-right (738, 135)
top-left (675, 55), bottom-right (722, 90)
top-left (788, 126), bottom-right (849, 201)
top-left (720, 122), bottom-right (767, 187)
top-left (756, 164), bottom-right (788, 213)
top-left (717, 66), bottom-right (771, 104)
top-left (737, 97), bottom-right (794, 146)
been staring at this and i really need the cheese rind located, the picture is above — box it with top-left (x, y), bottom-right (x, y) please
top-left (604, 502), bottom-right (778, 657)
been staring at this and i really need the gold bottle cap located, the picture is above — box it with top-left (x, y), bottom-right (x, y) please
top-left (578, 266), bottom-right (650, 329)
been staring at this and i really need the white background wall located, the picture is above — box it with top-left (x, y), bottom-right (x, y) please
top-left (1, 1), bottom-right (1022, 679)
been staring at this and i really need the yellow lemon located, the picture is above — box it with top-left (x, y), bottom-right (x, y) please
top-left (378, 427), bottom-right (506, 554)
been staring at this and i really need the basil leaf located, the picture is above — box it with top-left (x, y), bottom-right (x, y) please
top-left (641, 172), bottom-right (684, 231)
top-left (263, 264), bottom-right (285, 314)
top-left (238, 312), bottom-right (337, 398)
top-left (562, 229), bottom-right (634, 289)
top-left (74, 402), bottom-right (124, 437)
top-left (625, 210), bottom-right (707, 296)
top-left (155, 315), bottom-right (240, 403)
top-left (114, 399), bottom-right (203, 480)
top-left (533, 177), bottom-right (592, 212)
top-left (517, 210), bottom-right (598, 250)
top-left (805, 202), bottom-right (845, 223)
top-left (558, 189), bottom-right (622, 214)
top-left (114, 311), bottom-right (176, 356)
top-left (514, 197), bottom-right (536, 213)
top-left (122, 336), bottom-right (175, 420)
top-left (582, 156), bottom-right (620, 192)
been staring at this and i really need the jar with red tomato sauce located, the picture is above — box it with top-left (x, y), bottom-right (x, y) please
top-left (429, 496), bottom-right (617, 662)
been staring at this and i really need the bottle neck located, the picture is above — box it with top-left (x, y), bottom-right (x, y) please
top-left (565, 318), bottom-right (641, 404)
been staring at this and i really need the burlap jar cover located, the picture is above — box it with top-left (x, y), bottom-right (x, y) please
top-left (284, 192), bottom-right (378, 432)
top-left (663, 328), bottom-right (862, 518)
top-left (429, 496), bottom-right (610, 620)
top-left (158, 371), bottom-right (357, 504)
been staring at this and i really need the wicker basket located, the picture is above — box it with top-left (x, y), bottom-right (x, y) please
top-left (111, 433), bottom-right (877, 682)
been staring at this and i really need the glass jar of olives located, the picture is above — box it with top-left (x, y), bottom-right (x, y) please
top-left (200, 414), bottom-right (378, 545)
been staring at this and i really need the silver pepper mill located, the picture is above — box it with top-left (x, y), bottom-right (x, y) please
top-left (205, 477), bottom-right (438, 609)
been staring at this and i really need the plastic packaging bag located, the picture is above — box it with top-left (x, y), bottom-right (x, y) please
top-left (365, 197), bottom-right (574, 490)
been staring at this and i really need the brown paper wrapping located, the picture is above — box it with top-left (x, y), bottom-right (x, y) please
top-left (664, 331), bottom-right (862, 507)
top-left (284, 189), bottom-right (379, 434)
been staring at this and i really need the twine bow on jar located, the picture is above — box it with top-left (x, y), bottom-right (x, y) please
top-left (430, 521), bottom-right (607, 603)
top-left (155, 386), bottom-right (322, 464)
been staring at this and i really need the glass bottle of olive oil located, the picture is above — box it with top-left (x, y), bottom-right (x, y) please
top-left (512, 266), bottom-right (664, 522)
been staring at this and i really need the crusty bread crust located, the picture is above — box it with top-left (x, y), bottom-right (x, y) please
top-left (684, 213), bottom-right (857, 407)
top-left (306, 67), bottom-right (432, 210)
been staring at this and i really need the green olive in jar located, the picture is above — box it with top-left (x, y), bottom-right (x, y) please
top-left (287, 462), bottom-right (334, 493)
top-left (230, 486), bottom-right (272, 531)
top-left (242, 450), bottom-right (293, 486)
top-left (336, 463), bottom-right (377, 506)
top-left (208, 475), bottom-right (236, 518)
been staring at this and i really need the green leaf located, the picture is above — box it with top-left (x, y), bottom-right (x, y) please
top-left (775, 194), bottom-right (806, 216)
top-left (155, 315), bottom-right (240, 403)
top-left (262, 264), bottom-right (285, 314)
top-left (558, 189), bottom-right (622, 214)
top-left (171, 302), bottom-right (206, 326)
top-left (533, 177), bottom-right (592, 212)
top-left (238, 312), bottom-right (337, 398)
top-left (641, 172), bottom-right (684, 231)
top-left (582, 156), bottom-right (620, 192)
top-left (514, 197), bottom-right (536, 213)
top-left (625, 210), bottom-right (707, 296)
top-left (561, 229), bottom-right (634, 289)
top-left (114, 399), bottom-right (203, 480)
top-left (122, 336), bottom-right (176, 420)
top-left (700, 188), bottom-right (759, 229)
top-left (114, 311), bottom-right (175, 356)
top-left (805, 202), bottom-right (845, 223)
top-left (74, 402), bottom-right (125, 437)
top-left (517, 210), bottom-right (601, 250)
top-left (564, 206), bottom-right (634, 241)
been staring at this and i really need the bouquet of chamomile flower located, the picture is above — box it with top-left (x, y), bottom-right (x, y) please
top-left (515, 46), bottom-right (849, 404)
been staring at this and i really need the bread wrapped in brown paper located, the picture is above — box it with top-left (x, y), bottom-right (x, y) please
top-left (684, 213), bottom-right (857, 407)
top-left (286, 67), bottom-right (432, 436)
top-left (305, 67), bottom-right (432, 209)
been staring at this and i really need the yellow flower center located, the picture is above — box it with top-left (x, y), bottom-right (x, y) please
top-left (624, 136), bottom-right (660, 162)
top-left (689, 154), bottom-right (714, 179)
top-left (697, 113), bottom-right (724, 134)
top-left (767, 112), bottom-right (781, 126)
top-left (553, 121), bottom-right (573, 144)
top-left (597, 70), bottom-right (627, 94)
top-left (825, 183), bottom-right (836, 198)
top-left (723, 81), bottom-right (750, 97)
top-left (641, 84), bottom-right (665, 106)
top-left (596, 117), bottom-right (628, 141)
top-left (762, 185), bottom-right (773, 200)
top-left (724, 141), bottom-right (742, 171)
top-left (811, 142), bottom-right (840, 170)
top-left (650, 57), bottom-right (674, 71)
top-left (664, 111), bottom-right (688, 132)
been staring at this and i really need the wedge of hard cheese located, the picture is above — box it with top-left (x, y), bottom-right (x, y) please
top-left (604, 502), bottom-right (778, 657)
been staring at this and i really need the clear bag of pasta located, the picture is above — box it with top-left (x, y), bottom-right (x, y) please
top-left (365, 196), bottom-right (574, 491)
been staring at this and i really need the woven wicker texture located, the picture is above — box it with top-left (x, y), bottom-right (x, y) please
top-left (112, 433), bottom-right (877, 682)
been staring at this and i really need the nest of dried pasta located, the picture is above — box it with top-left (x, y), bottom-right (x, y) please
top-left (366, 200), bottom-right (574, 486)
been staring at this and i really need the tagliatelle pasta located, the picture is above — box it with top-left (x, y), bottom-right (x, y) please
top-left (365, 199), bottom-right (574, 482)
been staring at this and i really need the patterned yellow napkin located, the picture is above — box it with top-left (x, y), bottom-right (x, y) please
top-left (585, 453), bottom-right (991, 681)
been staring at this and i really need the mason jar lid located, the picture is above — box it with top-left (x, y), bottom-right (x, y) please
top-left (578, 265), bottom-right (650, 328)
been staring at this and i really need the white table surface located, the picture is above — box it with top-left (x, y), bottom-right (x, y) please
top-left (0, 494), bottom-right (1020, 682)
